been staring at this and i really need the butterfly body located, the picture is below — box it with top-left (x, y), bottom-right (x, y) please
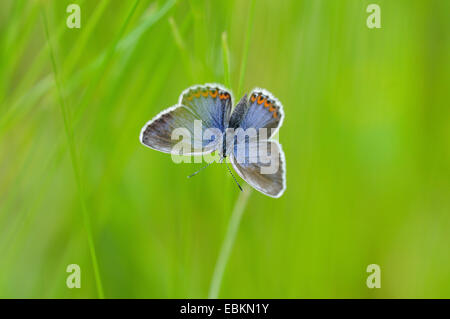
top-left (140, 83), bottom-right (286, 198)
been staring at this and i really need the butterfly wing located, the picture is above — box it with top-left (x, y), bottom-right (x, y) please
top-left (228, 88), bottom-right (286, 197)
top-left (229, 88), bottom-right (283, 138)
top-left (230, 139), bottom-right (286, 198)
top-left (181, 83), bottom-right (232, 131)
top-left (140, 84), bottom-right (232, 155)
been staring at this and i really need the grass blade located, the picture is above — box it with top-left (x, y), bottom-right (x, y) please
top-left (208, 186), bottom-right (251, 298)
top-left (41, 7), bottom-right (104, 299)
top-left (221, 31), bottom-right (231, 89)
top-left (208, 1), bottom-right (257, 299)
top-left (237, 0), bottom-right (256, 96)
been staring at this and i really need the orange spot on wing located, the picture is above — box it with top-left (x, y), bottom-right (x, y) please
top-left (251, 94), bottom-right (257, 103)
top-left (210, 89), bottom-right (218, 98)
top-left (273, 112), bottom-right (278, 119)
top-left (201, 90), bottom-right (208, 97)
top-left (269, 106), bottom-right (275, 112)
top-left (264, 100), bottom-right (271, 108)
top-left (194, 91), bottom-right (201, 98)
top-left (257, 95), bottom-right (265, 105)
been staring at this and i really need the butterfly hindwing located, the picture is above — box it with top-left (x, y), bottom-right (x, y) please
top-left (230, 140), bottom-right (286, 198)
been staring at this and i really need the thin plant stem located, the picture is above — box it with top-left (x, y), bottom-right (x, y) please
top-left (208, 186), bottom-right (251, 298)
top-left (169, 16), bottom-right (195, 82)
top-left (41, 8), bottom-right (105, 299)
top-left (237, 0), bottom-right (256, 97)
top-left (221, 31), bottom-right (231, 89)
top-left (208, 1), bottom-right (256, 299)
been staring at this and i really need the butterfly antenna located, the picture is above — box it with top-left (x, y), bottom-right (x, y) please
top-left (224, 160), bottom-right (243, 192)
top-left (187, 161), bottom-right (214, 178)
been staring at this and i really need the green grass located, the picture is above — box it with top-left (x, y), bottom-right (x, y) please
top-left (41, 5), bottom-right (105, 299)
top-left (0, 0), bottom-right (449, 298)
top-left (221, 31), bottom-right (231, 89)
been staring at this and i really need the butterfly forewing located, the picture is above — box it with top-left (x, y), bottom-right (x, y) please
top-left (181, 84), bottom-right (232, 131)
top-left (140, 105), bottom-right (211, 154)
top-left (236, 88), bottom-right (284, 138)
top-left (140, 84), bottom-right (233, 155)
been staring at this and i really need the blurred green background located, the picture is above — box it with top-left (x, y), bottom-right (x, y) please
top-left (0, 0), bottom-right (449, 298)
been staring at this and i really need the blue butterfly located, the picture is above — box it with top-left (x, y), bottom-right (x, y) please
top-left (139, 84), bottom-right (286, 198)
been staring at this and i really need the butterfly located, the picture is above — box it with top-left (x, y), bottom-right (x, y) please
top-left (139, 83), bottom-right (286, 198)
